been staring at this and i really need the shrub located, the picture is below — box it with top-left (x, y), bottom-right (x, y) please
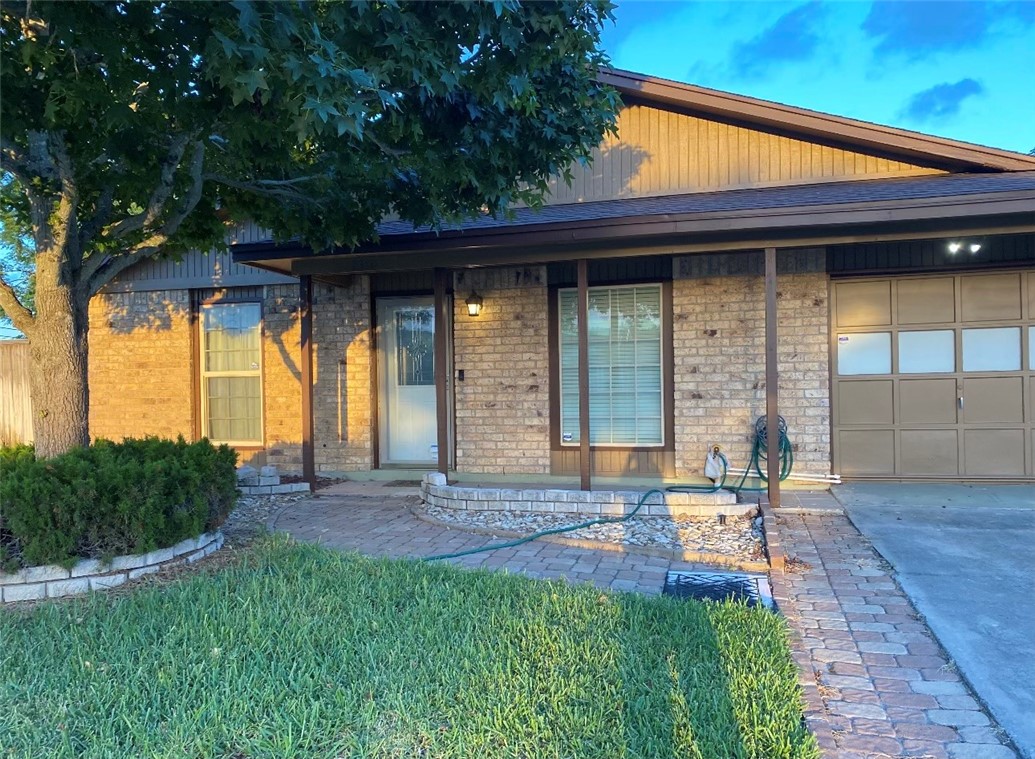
top-left (0, 437), bottom-right (237, 568)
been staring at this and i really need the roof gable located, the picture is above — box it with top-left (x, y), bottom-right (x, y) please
top-left (599, 69), bottom-right (1035, 174)
top-left (545, 102), bottom-right (944, 205)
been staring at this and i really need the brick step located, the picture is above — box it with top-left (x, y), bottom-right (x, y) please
top-left (420, 477), bottom-right (753, 518)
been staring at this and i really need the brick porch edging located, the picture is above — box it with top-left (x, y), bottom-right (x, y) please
top-left (419, 473), bottom-right (752, 518)
top-left (759, 501), bottom-right (839, 756)
top-left (409, 502), bottom-right (769, 572)
top-left (0, 532), bottom-right (224, 604)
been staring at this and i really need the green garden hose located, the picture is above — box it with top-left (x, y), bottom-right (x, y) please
top-left (667, 415), bottom-right (793, 495)
top-left (422, 416), bottom-right (792, 562)
top-left (422, 488), bottom-right (666, 562)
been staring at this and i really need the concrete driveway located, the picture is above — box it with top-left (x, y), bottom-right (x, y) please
top-left (836, 483), bottom-right (1035, 758)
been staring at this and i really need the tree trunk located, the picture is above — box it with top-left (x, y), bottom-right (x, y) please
top-left (28, 287), bottom-right (90, 458)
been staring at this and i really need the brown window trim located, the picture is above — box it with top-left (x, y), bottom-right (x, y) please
top-left (193, 288), bottom-right (267, 449)
top-left (547, 278), bottom-right (675, 472)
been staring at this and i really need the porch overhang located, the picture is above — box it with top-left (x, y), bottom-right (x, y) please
top-left (231, 172), bottom-right (1035, 276)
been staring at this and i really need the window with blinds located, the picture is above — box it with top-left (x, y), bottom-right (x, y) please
top-left (200, 303), bottom-right (263, 445)
top-left (559, 285), bottom-right (663, 446)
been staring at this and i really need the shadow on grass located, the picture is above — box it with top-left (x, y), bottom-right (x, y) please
top-left (0, 539), bottom-right (817, 758)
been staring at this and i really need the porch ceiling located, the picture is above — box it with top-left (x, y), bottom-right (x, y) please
top-left (233, 171), bottom-right (1035, 275)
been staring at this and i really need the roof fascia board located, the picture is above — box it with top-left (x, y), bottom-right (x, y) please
top-left (287, 221), bottom-right (1035, 275)
top-left (600, 69), bottom-right (1035, 172)
top-left (284, 215), bottom-right (1035, 276)
top-left (234, 189), bottom-right (1035, 265)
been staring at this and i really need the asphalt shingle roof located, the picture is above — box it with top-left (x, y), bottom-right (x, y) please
top-left (374, 171), bottom-right (1035, 238)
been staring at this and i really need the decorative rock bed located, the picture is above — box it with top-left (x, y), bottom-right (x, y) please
top-left (420, 472), bottom-right (755, 518)
top-left (0, 532), bottom-right (224, 604)
top-left (417, 502), bottom-right (766, 566)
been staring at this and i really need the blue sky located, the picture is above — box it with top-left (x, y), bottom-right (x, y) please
top-left (601, 0), bottom-right (1035, 153)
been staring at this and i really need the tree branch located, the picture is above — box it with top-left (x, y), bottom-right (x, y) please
top-left (0, 273), bottom-right (34, 336)
top-left (48, 132), bottom-right (80, 268)
top-left (102, 133), bottom-right (191, 241)
top-left (85, 141), bottom-right (207, 295)
top-left (0, 138), bottom-right (34, 186)
top-left (78, 185), bottom-right (114, 250)
top-left (206, 174), bottom-right (325, 206)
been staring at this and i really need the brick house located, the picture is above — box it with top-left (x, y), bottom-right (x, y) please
top-left (89, 70), bottom-right (1035, 489)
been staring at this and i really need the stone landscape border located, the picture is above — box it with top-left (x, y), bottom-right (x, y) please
top-left (419, 473), bottom-right (755, 518)
top-left (0, 532), bottom-right (224, 604)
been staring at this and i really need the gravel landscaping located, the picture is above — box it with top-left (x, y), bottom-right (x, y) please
top-left (419, 502), bottom-right (766, 563)
top-left (220, 491), bottom-right (312, 546)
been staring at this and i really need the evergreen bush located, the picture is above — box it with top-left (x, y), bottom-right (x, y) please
top-left (0, 438), bottom-right (237, 568)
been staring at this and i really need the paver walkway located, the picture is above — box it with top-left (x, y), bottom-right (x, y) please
top-left (772, 503), bottom-right (1019, 759)
top-left (272, 490), bottom-right (708, 594)
top-left (271, 485), bottom-right (1016, 758)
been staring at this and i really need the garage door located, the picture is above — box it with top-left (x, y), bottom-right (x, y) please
top-left (832, 270), bottom-right (1034, 479)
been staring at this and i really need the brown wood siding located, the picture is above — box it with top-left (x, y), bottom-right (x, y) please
top-left (829, 233), bottom-right (1035, 276)
top-left (548, 256), bottom-right (674, 286)
top-left (0, 341), bottom-right (32, 445)
top-left (104, 247), bottom-right (295, 292)
top-left (371, 270), bottom-right (435, 294)
top-left (544, 104), bottom-right (943, 205)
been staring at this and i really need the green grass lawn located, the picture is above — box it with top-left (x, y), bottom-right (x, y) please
top-left (0, 538), bottom-right (818, 759)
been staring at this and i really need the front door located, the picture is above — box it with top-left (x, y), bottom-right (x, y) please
top-left (377, 297), bottom-right (438, 466)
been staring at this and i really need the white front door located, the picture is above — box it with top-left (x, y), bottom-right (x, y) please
top-left (377, 298), bottom-right (438, 465)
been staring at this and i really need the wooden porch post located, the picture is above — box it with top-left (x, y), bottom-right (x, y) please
top-left (433, 268), bottom-right (450, 477)
top-left (764, 247), bottom-right (781, 509)
top-left (299, 275), bottom-right (316, 487)
top-left (577, 259), bottom-right (591, 491)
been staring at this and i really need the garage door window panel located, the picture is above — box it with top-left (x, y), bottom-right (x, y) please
top-left (899, 330), bottom-right (955, 374)
top-left (962, 327), bottom-right (1021, 372)
top-left (837, 332), bottom-right (891, 375)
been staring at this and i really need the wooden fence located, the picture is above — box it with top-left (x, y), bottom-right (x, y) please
top-left (0, 340), bottom-right (33, 446)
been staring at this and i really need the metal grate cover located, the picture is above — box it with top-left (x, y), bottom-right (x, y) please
top-left (663, 571), bottom-right (774, 609)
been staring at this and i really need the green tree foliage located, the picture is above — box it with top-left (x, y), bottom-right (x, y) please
top-left (0, 0), bottom-right (619, 455)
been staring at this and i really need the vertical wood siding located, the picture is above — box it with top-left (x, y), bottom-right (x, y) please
top-left (545, 104), bottom-right (943, 205)
top-left (0, 341), bottom-right (33, 445)
top-left (104, 236), bottom-right (293, 292)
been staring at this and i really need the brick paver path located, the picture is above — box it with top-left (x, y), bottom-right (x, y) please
top-left (773, 507), bottom-right (1019, 759)
top-left (272, 492), bottom-right (709, 594)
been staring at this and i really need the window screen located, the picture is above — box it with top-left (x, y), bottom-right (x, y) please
top-left (559, 285), bottom-right (663, 445)
top-left (201, 303), bottom-right (262, 444)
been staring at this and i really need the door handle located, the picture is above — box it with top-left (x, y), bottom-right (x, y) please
top-left (958, 396), bottom-right (964, 410)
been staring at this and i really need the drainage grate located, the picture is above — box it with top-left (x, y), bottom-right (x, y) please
top-left (663, 571), bottom-right (774, 609)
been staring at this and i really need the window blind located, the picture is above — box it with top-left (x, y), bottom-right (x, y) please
top-left (559, 285), bottom-right (663, 445)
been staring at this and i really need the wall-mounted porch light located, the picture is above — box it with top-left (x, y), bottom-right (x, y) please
top-left (465, 291), bottom-right (483, 317)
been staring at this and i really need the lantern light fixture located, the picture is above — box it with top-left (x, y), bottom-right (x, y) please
top-left (465, 291), bottom-right (483, 317)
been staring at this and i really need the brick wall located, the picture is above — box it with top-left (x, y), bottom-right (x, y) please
top-left (89, 285), bottom-right (310, 472)
top-left (88, 290), bottom-right (194, 441)
top-left (452, 266), bottom-right (551, 474)
top-left (312, 276), bottom-right (373, 472)
top-left (261, 284), bottom-right (303, 472)
top-left (672, 253), bottom-right (831, 477)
